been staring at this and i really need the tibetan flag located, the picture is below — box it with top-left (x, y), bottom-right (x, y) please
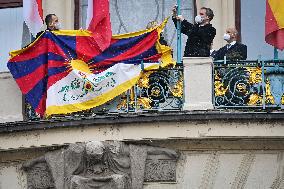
top-left (265, 0), bottom-right (284, 50)
top-left (23, 0), bottom-right (44, 37)
top-left (86, 0), bottom-right (112, 51)
top-left (7, 19), bottom-right (174, 116)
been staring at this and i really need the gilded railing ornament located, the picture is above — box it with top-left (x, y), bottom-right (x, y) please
top-left (116, 67), bottom-right (183, 112)
top-left (246, 67), bottom-right (262, 84)
top-left (137, 71), bottom-right (154, 88)
top-left (265, 79), bottom-right (275, 104)
top-left (170, 78), bottom-right (183, 98)
top-left (214, 73), bottom-right (228, 96)
top-left (214, 61), bottom-right (284, 108)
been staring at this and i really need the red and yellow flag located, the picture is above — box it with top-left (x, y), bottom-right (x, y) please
top-left (265, 0), bottom-right (284, 50)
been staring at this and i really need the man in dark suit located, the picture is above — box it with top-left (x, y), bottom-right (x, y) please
top-left (213, 28), bottom-right (247, 61)
top-left (172, 6), bottom-right (216, 57)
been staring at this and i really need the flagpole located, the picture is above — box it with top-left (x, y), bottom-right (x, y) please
top-left (177, 0), bottom-right (182, 64)
top-left (274, 47), bottom-right (279, 60)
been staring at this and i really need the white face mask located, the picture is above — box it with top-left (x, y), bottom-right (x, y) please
top-left (223, 33), bottom-right (231, 41)
top-left (195, 15), bottom-right (203, 24)
top-left (54, 22), bottom-right (62, 30)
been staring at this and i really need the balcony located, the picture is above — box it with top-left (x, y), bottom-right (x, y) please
top-left (1, 57), bottom-right (284, 189)
top-left (21, 58), bottom-right (284, 121)
top-left (1, 57), bottom-right (284, 144)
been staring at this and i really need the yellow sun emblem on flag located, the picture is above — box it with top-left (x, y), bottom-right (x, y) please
top-left (69, 59), bottom-right (92, 74)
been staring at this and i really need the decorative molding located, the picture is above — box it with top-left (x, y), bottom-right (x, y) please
top-left (231, 153), bottom-right (255, 189)
top-left (145, 159), bottom-right (177, 182)
top-left (270, 152), bottom-right (284, 189)
top-left (198, 152), bottom-right (220, 189)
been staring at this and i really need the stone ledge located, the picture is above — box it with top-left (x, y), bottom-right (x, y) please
top-left (1, 111), bottom-right (284, 134)
top-left (1, 111), bottom-right (284, 150)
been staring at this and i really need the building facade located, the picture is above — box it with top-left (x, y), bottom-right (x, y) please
top-left (1, 0), bottom-right (284, 188)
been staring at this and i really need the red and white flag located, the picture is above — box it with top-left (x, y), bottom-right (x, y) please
top-left (23, 0), bottom-right (43, 37)
top-left (86, 0), bottom-right (112, 51)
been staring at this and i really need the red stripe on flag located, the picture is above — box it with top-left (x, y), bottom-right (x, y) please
top-left (11, 38), bottom-right (67, 62)
top-left (16, 64), bottom-right (46, 94)
top-left (35, 92), bottom-right (46, 117)
top-left (143, 53), bottom-right (162, 62)
top-left (47, 71), bottom-right (70, 89)
top-left (76, 36), bottom-right (102, 62)
top-left (91, 30), bottom-right (159, 68)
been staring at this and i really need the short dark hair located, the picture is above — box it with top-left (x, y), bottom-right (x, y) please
top-left (201, 7), bottom-right (214, 21)
top-left (45, 14), bottom-right (56, 27)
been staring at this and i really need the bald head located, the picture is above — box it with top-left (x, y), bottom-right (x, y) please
top-left (225, 27), bottom-right (238, 42)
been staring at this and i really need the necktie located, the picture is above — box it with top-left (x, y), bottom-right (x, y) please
top-left (227, 44), bottom-right (231, 49)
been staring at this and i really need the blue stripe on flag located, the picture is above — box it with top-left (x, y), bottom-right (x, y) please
top-left (88, 32), bottom-right (150, 64)
top-left (25, 76), bottom-right (47, 109)
top-left (7, 53), bottom-right (65, 79)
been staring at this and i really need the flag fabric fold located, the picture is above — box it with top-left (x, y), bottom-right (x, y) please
top-left (86, 0), bottom-right (112, 51)
top-left (7, 19), bottom-right (174, 116)
top-left (265, 0), bottom-right (284, 50)
top-left (23, 0), bottom-right (43, 37)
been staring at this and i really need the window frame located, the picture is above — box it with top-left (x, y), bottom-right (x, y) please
top-left (0, 0), bottom-right (22, 9)
top-left (74, 0), bottom-right (80, 29)
top-left (235, 0), bottom-right (241, 41)
top-left (0, 0), bottom-right (25, 120)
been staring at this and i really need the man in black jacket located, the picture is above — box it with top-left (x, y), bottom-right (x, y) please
top-left (172, 6), bottom-right (216, 57)
top-left (36, 14), bottom-right (61, 38)
top-left (213, 27), bottom-right (247, 61)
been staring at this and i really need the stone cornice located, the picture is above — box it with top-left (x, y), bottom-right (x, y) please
top-left (1, 111), bottom-right (284, 134)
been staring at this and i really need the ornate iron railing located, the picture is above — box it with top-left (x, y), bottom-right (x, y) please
top-left (213, 59), bottom-right (284, 109)
top-left (26, 66), bottom-right (184, 120)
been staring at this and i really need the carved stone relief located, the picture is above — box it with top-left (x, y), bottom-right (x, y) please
top-left (144, 159), bottom-right (177, 182)
top-left (22, 141), bottom-right (179, 189)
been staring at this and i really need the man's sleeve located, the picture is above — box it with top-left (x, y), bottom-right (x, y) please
top-left (172, 17), bottom-right (194, 36)
top-left (213, 47), bottom-right (225, 61)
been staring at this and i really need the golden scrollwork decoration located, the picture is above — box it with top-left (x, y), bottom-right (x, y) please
top-left (214, 72), bottom-right (228, 96)
top-left (136, 71), bottom-right (154, 88)
top-left (170, 78), bottom-right (183, 97)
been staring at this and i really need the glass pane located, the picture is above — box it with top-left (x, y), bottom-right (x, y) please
top-left (0, 7), bottom-right (23, 72)
top-left (80, 0), bottom-right (194, 61)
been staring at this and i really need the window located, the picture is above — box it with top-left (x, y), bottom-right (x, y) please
top-left (75, 0), bottom-right (195, 60)
top-left (0, 1), bottom-right (24, 72)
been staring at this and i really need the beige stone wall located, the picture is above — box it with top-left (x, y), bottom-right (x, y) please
top-left (0, 73), bottom-right (23, 123)
top-left (0, 162), bottom-right (26, 189)
top-left (42, 0), bottom-right (75, 30)
top-left (1, 120), bottom-right (284, 150)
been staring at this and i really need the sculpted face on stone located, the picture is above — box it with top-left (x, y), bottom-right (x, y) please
top-left (86, 141), bottom-right (105, 161)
